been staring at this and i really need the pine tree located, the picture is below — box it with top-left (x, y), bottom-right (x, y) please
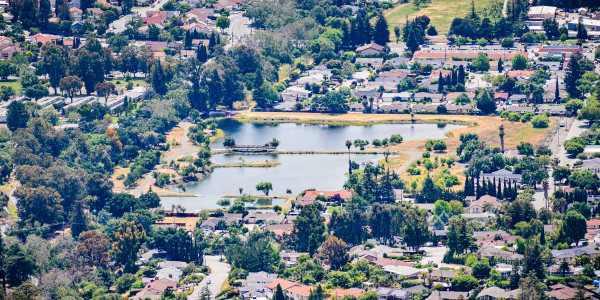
top-left (152, 61), bottom-right (167, 95)
top-left (540, 226), bottom-right (546, 245)
top-left (373, 12), bottom-right (390, 46)
top-left (498, 58), bottom-right (504, 73)
top-left (458, 65), bottom-right (466, 84)
top-left (197, 45), bottom-right (208, 62)
top-left (577, 20), bottom-right (588, 41)
top-left (565, 55), bottom-right (582, 99)
top-left (274, 284), bottom-right (285, 300)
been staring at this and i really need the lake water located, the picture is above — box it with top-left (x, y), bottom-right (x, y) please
top-left (161, 120), bottom-right (463, 211)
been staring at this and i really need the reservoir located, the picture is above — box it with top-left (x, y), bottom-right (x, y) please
top-left (161, 120), bottom-right (463, 211)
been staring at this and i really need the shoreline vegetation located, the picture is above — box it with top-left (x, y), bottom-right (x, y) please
top-left (211, 149), bottom-right (397, 155)
top-left (236, 113), bottom-right (476, 126)
top-left (212, 161), bottom-right (282, 168)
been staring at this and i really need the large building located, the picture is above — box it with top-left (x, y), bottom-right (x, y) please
top-left (527, 6), bottom-right (557, 19)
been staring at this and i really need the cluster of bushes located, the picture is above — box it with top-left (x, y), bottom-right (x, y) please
top-left (425, 140), bottom-right (447, 152)
top-left (124, 150), bottom-right (161, 186)
top-left (499, 111), bottom-right (549, 128)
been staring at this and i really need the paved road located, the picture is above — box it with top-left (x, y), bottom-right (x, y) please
top-left (532, 117), bottom-right (588, 209)
top-left (164, 122), bottom-right (199, 162)
top-left (108, 0), bottom-right (171, 34)
top-left (224, 13), bottom-right (251, 49)
top-left (189, 255), bottom-right (231, 300)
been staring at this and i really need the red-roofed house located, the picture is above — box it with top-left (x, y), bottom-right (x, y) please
top-left (412, 51), bottom-right (526, 61)
top-left (131, 279), bottom-right (177, 300)
top-left (494, 92), bottom-right (509, 101)
top-left (303, 190), bottom-right (352, 201)
top-left (588, 219), bottom-right (600, 229)
top-left (330, 288), bottom-right (364, 299)
top-left (69, 7), bottom-right (83, 21)
top-left (446, 92), bottom-right (475, 102)
top-left (30, 33), bottom-right (60, 45)
top-left (287, 285), bottom-right (313, 300)
top-left (142, 16), bottom-right (165, 25)
top-left (186, 9), bottom-right (209, 22)
top-left (265, 278), bottom-right (297, 293)
top-left (467, 195), bottom-right (502, 213)
top-left (507, 70), bottom-right (535, 80)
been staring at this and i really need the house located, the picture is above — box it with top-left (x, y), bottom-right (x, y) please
top-left (536, 104), bottom-right (566, 116)
top-left (551, 246), bottom-right (600, 262)
top-left (349, 103), bottom-right (364, 113)
top-left (30, 33), bottom-right (60, 45)
top-left (411, 104), bottom-right (439, 113)
top-left (181, 22), bottom-right (212, 34)
top-left (446, 104), bottom-right (473, 114)
top-left (382, 265), bottom-right (424, 280)
top-left (355, 58), bottom-right (384, 69)
top-left (445, 92), bottom-right (474, 103)
top-left (131, 279), bottom-right (177, 300)
top-left (246, 272), bottom-right (278, 287)
top-left (467, 195), bottom-right (503, 213)
top-left (477, 246), bottom-right (523, 264)
top-left (425, 291), bottom-right (470, 300)
top-left (494, 263), bottom-right (513, 280)
top-left (430, 269), bottom-right (456, 282)
top-left (281, 85), bottom-right (311, 102)
top-left (580, 159), bottom-right (600, 174)
top-left (280, 252), bottom-right (308, 267)
top-left (145, 41), bottom-right (169, 52)
top-left (303, 190), bottom-right (352, 201)
top-left (413, 92), bottom-right (443, 103)
top-left (477, 287), bottom-right (518, 300)
top-left (265, 278), bottom-right (297, 295)
top-left (69, 7), bottom-right (83, 21)
top-left (287, 285), bottom-right (313, 300)
top-left (244, 212), bottom-right (285, 224)
top-left (330, 288), bottom-right (364, 299)
top-left (480, 169), bottom-right (521, 184)
top-left (546, 284), bottom-right (594, 300)
top-left (494, 92), bottom-right (509, 101)
top-left (378, 103), bottom-right (410, 114)
top-left (547, 263), bottom-right (574, 277)
top-left (381, 92), bottom-right (411, 102)
top-left (0, 37), bottom-right (20, 60)
top-left (355, 43), bottom-right (384, 55)
top-left (527, 6), bottom-right (557, 19)
top-left (375, 287), bottom-right (410, 300)
top-left (191, 39), bottom-right (210, 48)
top-left (186, 9), bottom-right (209, 23)
top-left (537, 44), bottom-right (582, 57)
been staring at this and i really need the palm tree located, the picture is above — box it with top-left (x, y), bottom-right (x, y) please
top-left (542, 179), bottom-right (549, 209)
top-left (410, 112), bottom-right (415, 128)
top-left (499, 125), bottom-right (505, 153)
top-left (552, 197), bottom-right (566, 213)
top-left (346, 140), bottom-right (352, 174)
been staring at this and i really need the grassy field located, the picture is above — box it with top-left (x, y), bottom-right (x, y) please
top-left (0, 80), bottom-right (22, 94)
top-left (384, 0), bottom-right (496, 36)
top-left (106, 78), bottom-right (148, 88)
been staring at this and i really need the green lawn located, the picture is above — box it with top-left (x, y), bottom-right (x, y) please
top-left (384, 0), bottom-right (496, 36)
top-left (0, 80), bottom-right (22, 94)
top-left (106, 78), bottom-right (148, 89)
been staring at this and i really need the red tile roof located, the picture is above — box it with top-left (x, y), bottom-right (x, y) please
top-left (330, 288), bottom-right (364, 298)
top-left (265, 278), bottom-right (297, 291)
top-left (303, 190), bottom-right (352, 200)
top-left (288, 285), bottom-right (313, 297)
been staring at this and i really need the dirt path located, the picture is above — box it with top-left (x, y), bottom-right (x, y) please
top-left (164, 122), bottom-right (199, 163)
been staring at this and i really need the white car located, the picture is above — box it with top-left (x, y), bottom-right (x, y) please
top-left (560, 121), bottom-right (565, 127)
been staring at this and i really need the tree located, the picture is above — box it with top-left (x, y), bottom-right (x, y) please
top-left (7, 100), bottom-right (30, 132)
top-left (59, 76), bottom-right (83, 103)
top-left (565, 56), bottom-right (582, 99)
top-left (274, 284), bottom-right (286, 300)
top-left (112, 219), bottom-right (146, 273)
top-left (471, 53), bottom-right (490, 72)
top-left (522, 239), bottom-right (551, 280)
top-left (501, 38), bottom-right (515, 48)
top-left (447, 217), bottom-right (474, 254)
top-left (70, 199), bottom-right (88, 237)
top-left (225, 231), bottom-right (279, 272)
top-left (565, 99), bottom-right (583, 116)
top-left (346, 140), bottom-right (352, 175)
top-left (122, 0), bottom-right (133, 14)
top-left (0, 61), bottom-right (18, 78)
top-left (95, 81), bottom-right (116, 104)
top-left (451, 275), bottom-right (479, 291)
top-left (517, 141), bottom-right (534, 156)
top-left (41, 44), bottom-right (68, 94)
top-left (562, 211), bottom-right (587, 246)
top-left (197, 45), bottom-right (208, 62)
top-left (403, 206), bottom-right (429, 251)
top-left (427, 25), bottom-right (437, 36)
top-left (498, 58), bottom-right (504, 73)
top-left (151, 61), bottom-right (168, 95)
top-left (373, 13), bottom-right (389, 46)
top-left (253, 83), bottom-right (279, 109)
top-left (542, 18), bottom-right (559, 40)
top-left (319, 236), bottom-right (349, 270)
top-left (216, 15), bottom-right (230, 33)
top-left (292, 203), bottom-right (325, 255)
top-left (476, 89), bottom-right (496, 114)
top-left (577, 20), bottom-right (588, 41)
top-left (472, 261), bottom-right (491, 279)
top-left (223, 137), bottom-right (236, 147)
top-left (15, 186), bottom-right (64, 226)
top-left (511, 54), bottom-right (527, 70)
top-left (256, 182), bottom-right (273, 195)
top-left (499, 125), bottom-right (505, 152)
top-left (5, 244), bottom-right (36, 287)
top-left (76, 230), bottom-right (111, 267)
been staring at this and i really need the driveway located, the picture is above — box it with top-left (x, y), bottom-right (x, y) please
top-left (189, 255), bottom-right (231, 300)
top-left (224, 12), bottom-right (251, 49)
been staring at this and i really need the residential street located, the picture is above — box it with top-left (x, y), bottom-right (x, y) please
top-left (108, 0), bottom-right (172, 34)
top-left (189, 255), bottom-right (231, 300)
top-left (224, 12), bottom-right (252, 49)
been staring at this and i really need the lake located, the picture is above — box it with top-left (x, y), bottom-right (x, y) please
top-left (161, 120), bottom-right (463, 211)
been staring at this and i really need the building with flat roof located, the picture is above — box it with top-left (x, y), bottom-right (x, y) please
top-left (527, 6), bottom-right (557, 19)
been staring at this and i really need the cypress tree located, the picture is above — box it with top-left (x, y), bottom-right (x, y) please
top-left (555, 78), bottom-right (560, 103)
top-left (437, 72), bottom-right (444, 93)
top-left (497, 179), bottom-right (502, 199)
top-left (498, 58), bottom-right (504, 73)
top-left (274, 284), bottom-right (285, 300)
top-left (565, 55), bottom-right (582, 99)
top-left (197, 45), bottom-right (208, 62)
top-left (540, 226), bottom-right (546, 245)
top-left (481, 179), bottom-right (487, 197)
top-left (458, 65), bottom-right (466, 84)
top-left (373, 12), bottom-right (390, 46)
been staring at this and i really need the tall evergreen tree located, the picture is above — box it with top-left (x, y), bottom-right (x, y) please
top-left (555, 78), bottom-right (560, 102)
top-left (457, 65), bottom-right (466, 84)
top-left (70, 199), bottom-right (87, 238)
top-left (197, 45), bottom-right (208, 62)
top-left (498, 58), bottom-right (504, 73)
top-left (565, 56), bottom-right (582, 99)
top-left (373, 12), bottom-right (390, 46)
top-left (437, 72), bottom-right (444, 93)
top-left (274, 284), bottom-right (285, 300)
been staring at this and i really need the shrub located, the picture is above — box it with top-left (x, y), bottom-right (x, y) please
top-left (531, 114), bottom-right (549, 128)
